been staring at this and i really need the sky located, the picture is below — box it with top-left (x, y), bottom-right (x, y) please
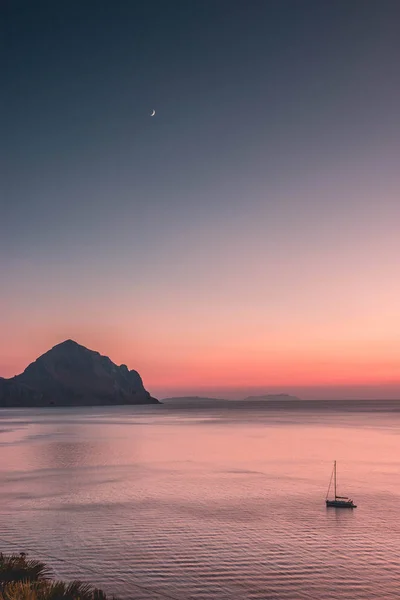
top-left (1, 0), bottom-right (400, 399)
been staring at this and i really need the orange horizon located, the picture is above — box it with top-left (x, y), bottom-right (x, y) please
top-left (1, 335), bottom-right (399, 398)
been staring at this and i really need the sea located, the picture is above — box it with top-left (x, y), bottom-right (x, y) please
top-left (1, 400), bottom-right (399, 600)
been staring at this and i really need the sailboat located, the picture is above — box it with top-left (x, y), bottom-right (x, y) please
top-left (325, 461), bottom-right (357, 508)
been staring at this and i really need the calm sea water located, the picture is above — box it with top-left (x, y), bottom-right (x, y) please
top-left (1, 402), bottom-right (400, 599)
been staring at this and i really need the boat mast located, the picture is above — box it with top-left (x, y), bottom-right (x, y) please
top-left (334, 460), bottom-right (337, 499)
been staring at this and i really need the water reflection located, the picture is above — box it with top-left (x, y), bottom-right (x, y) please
top-left (0, 405), bottom-right (399, 599)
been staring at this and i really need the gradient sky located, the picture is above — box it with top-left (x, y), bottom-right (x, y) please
top-left (2, 1), bottom-right (400, 399)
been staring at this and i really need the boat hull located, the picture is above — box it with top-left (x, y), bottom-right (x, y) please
top-left (326, 499), bottom-right (356, 508)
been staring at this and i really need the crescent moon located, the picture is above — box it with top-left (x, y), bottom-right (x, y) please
top-left (150, 109), bottom-right (156, 117)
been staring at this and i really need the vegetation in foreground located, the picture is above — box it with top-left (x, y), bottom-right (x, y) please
top-left (0, 553), bottom-right (119, 600)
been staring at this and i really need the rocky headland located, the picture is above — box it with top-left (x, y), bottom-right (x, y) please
top-left (0, 340), bottom-right (159, 407)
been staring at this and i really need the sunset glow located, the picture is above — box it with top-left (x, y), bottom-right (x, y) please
top-left (2, 1), bottom-right (400, 400)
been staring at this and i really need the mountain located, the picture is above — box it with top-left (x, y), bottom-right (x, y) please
top-left (0, 340), bottom-right (159, 407)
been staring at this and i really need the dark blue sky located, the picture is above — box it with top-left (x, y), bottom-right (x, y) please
top-left (2, 1), bottom-right (400, 397)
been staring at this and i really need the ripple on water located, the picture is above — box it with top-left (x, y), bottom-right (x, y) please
top-left (1, 406), bottom-right (400, 599)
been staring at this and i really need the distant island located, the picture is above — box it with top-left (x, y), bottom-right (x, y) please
top-left (162, 396), bottom-right (227, 403)
top-left (162, 394), bottom-right (301, 405)
top-left (243, 394), bottom-right (300, 401)
top-left (0, 339), bottom-right (159, 407)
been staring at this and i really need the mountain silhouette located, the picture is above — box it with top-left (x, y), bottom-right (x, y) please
top-left (0, 340), bottom-right (159, 407)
